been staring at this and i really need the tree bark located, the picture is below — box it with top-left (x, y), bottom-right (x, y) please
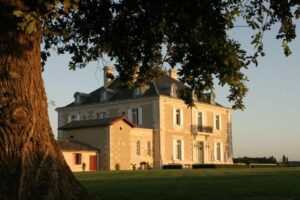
top-left (0, 1), bottom-right (97, 199)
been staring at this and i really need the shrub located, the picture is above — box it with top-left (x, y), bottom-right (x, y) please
top-left (82, 162), bottom-right (86, 172)
top-left (146, 162), bottom-right (153, 170)
top-left (131, 163), bottom-right (137, 170)
top-left (162, 164), bottom-right (183, 169)
top-left (115, 163), bottom-right (120, 170)
top-left (249, 163), bottom-right (279, 168)
top-left (192, 163), bottom-right (248, 169)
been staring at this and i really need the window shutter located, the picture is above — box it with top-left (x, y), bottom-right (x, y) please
top-left (180, 109), bottom-right (183, 126)
top-left (172, 139), bottom-right (176, 160)
top-left (220, 143), bottom-right (224, 162)
top-left (213, 142), bottom-right (217, 162)
top-left (219, 115), bottom-right (222, 131)
top-left (138, 107), bottom-right (143, 125)
top-left (76, 114), bottom-right (80, 121)
top-left (173, 108), bottom-right (176, 125)
top-left (128, 109), bottom-right (132, 121)
top-left (181, 140), bottom-right (185, 160)
top-left (213, 114), bottom-right (216, 130)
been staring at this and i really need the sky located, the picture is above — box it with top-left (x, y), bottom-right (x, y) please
top-left (42, 22), bottom-right (300, 161)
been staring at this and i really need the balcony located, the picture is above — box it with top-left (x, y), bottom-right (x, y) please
top-left (191, 125), bottom-right (213, 134)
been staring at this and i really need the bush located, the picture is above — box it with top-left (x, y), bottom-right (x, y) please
top-left (82, 162), bottom-right (86, 172)
top-left (162, 164), bottom-right (183, 169)
top-left (131, 163), bottom-right (137, 170)
top-left (192, 163), bottom-right (248, 169)
top-left (115, 163), bottom-right (120, 170)
top-left (249, 163), bottom-right (279, 168)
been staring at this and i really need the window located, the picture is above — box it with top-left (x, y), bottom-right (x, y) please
top-left (132, 108), bottom-right (139, 124)
top-left (214, 142), bottom-right (223, 162)
top-left (133, 87), bottom-right (141, 97)
top-left (68, 114), bottom-right (79, 122)
top-left (96, 112), bottom-right (106, 119)
top-left (81, 115), bottom-right (86, 120)
top-left (129, 108), bottom-right (142, 125)
top-left (146, 141), bottom-right (151, 156)
top-left (197, 112), bottom-right (203, 131)
top-left (121, 112), bottom-right (126, 116)
top-left (176, 140), bottom-right (182, 160)
top-left (173, 139), bottom-right (184, 160)
top-left (215, 115), bottom-right (221, 130)
top-left (170, 84), bottom-right (177, 97)
top-left (176, 109), bottom-right (181, 125)
top-left (75, 95), bottom-right (80, 104)
top-left (136, 141), bottom-right (141, 156)
top-left (100, 91), bottom-right (107, 101)
top-left (74, 153), bottom-right (82, 165)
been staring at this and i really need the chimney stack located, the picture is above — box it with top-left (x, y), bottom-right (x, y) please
top-left (168, 68), bottom-right (177, 80)
top-left (103, 66), bottom-right (114, 88)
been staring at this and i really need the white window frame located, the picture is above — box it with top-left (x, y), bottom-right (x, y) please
top-left (173, 108), bottom-right (183, 126)
top-left (170, 84), bottom-right (177, 97)
top-left (146, 141), bottom-right (151, 156)
top-left (173, 139), bottom-right (184, 161)
top-left (133, 87), bottom-right (141, 97)
top-left (197, 112), bottom-right (203, 132)
top-left (96, 111), bottom-right (107, 119)
top-left (128, 107), bottom-right (142, 125)
top-left (213, 142), bottom-right (224, 162)
top-left (136, 141), bottom-right (141, 156)
top-left (75, 95), bottom-right (80, 104)
top-left (214, 114), bottom-right (222, 131)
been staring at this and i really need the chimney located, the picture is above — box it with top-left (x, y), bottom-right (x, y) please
top-left (103, 66), bottom-right (114, 88)
top-left (168, 68), bottom-right (177, 80)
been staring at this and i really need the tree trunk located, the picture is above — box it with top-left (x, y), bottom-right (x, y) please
top-left (0, 1), bottom-right (97, 199)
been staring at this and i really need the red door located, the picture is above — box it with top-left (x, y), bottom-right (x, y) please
top-left (89, 155), bottom-right (97, 171)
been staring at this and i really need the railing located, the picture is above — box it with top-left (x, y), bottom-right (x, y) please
top-left (191, 125), bottom-right (213, 134)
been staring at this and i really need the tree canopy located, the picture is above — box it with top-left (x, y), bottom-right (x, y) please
top-left (38, 0), bottom-right (300, 109)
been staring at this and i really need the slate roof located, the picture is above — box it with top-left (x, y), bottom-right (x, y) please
top-left (58, 116), bottom-right (135, 130)
top-left (62, 74), bottom-right (223, 108)
top-left (57, 140), bottom-right (98, 151)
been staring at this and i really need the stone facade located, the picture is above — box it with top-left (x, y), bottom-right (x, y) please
top-left (56, 67), bottom-right (233, 170)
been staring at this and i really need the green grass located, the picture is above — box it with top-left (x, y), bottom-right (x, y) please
top-left (76, 167), bottom-right (300, 200)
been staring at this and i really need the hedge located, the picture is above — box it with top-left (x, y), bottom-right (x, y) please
top-left (162, 164), bottom-right (183, 169)
top-left (192, 163), bottom-right (248, 169)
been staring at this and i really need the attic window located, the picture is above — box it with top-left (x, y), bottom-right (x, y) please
top-left (133, 87), bottom-right (141, 97)
top-left (74, 94), bottom-right (81, 104)
top-left (170, 84), bottom-right (177, 97)
top-left (100, 91), bottom-right (107, 101)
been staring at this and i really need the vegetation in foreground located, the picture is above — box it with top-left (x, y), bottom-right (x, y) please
top-left (76, 167), bottom-right (300, 200)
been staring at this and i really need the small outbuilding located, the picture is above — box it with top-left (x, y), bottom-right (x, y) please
top-left (57, 140), bottom-right (98, 172)
top-left (58, 116), bottom-right (153, 170)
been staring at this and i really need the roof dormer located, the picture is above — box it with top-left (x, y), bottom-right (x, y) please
top-left (74, 92), bottom-right (89, 105)
top-left (170, 83), bottom-right (177, 97)
top-left (133, 85), bottom-right (150, 97)
top-left (100, 88), bottom-right (115, 102)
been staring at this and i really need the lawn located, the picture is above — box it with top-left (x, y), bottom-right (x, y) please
top-left (76, 167), bottom-right (300, 200)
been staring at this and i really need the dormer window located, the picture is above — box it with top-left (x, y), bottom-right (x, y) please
top-left (75, 95), bottom-right (80, 104)
top-left (192, 90), bottom-right (198, 101)
top-left (133, 87), bottom-right (141, 97)
top-left (74, 92), bottom-right (89, 105)
top-left (170, 84), bottom-right (177, 97)
top-left (100, 91), bottom-right (107, 101)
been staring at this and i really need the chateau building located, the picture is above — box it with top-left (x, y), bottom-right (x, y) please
top-left (56, 67), bottom-right (233, 171)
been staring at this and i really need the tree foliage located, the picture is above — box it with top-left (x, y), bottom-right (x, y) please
top-left (41, 0), bottom-right (300, 109)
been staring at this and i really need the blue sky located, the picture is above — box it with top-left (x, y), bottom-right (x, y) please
top-left (43, 23), bottom-right (300, 161)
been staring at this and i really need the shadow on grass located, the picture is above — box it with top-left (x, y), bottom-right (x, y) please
top-left (77, 168), bottom-right (300, 200)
